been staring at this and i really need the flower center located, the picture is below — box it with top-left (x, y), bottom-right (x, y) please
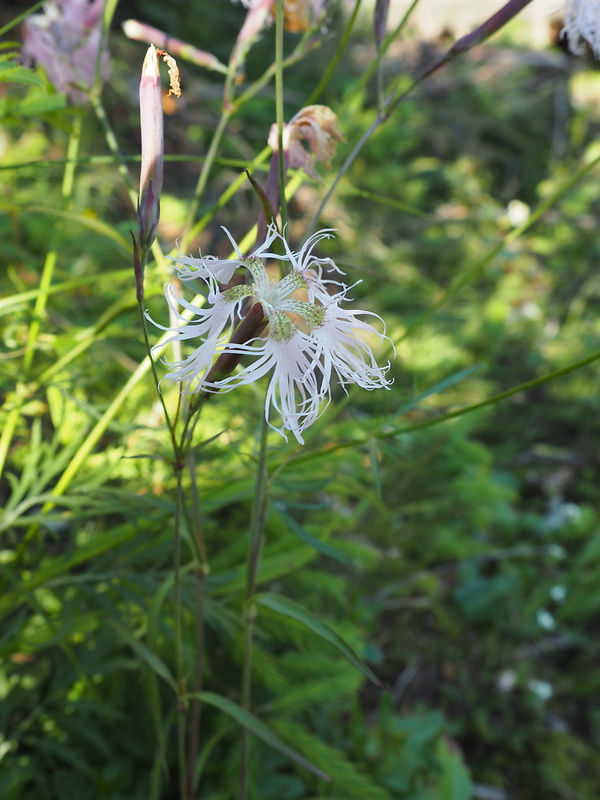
top-left (231, 256), bottom-right (325, 339)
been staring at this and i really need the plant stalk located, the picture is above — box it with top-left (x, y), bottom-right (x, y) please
top-left (239, 412), bottom-right (270, 800)
top-left (174, 467), bottom-right (187, 800)
top-left (275, 0), bottom-right (287, 230)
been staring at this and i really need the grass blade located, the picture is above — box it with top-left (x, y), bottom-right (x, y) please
top-left (187, 691), bottom-right (330, 782)
top-left (255, 592), bottom-right (384, 688)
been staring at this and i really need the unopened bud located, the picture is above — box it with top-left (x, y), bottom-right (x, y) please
top-left (123, 19), bottom-right (227, 73)
top-left (229, 0), bottom-right (275, 91)
top-left (138, 45), bottom-right (164, 252)
top-left (374, 0), bottom-right (390, 48)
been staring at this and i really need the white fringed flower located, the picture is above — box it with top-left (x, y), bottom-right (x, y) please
top-left (562, 0), bottom-right (600, 58)
top-left (150, 277), bottom-right (247, 386)
top-left (312, 301), bottom-right (394, 394)
top-left (149, 225), bottom-right (393, 443)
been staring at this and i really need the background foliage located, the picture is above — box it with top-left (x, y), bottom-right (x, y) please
top-left (2, 1), bottom-right (600, 798)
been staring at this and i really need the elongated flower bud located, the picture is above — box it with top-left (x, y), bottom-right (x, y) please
top-left (374, 0), bottom-right (390, 48)
top-left (123, 19), bottom-right (227, 73)
top-left (138, 45), bottom-right (164, 253)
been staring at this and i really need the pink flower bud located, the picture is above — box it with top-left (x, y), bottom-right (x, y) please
top-left (138, 45), bottom-right (164, 252)
top-left (374, 0), bottom-right (390, 47)
top-left (229, 0), bottom-right (276, 87)
top-left (123, 19), bottom-right (227, 73)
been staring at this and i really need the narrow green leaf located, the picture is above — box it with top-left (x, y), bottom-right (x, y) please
top-left (207, 547), bottom-right (314, 596)
top-left (348, 186), bottom-right (431, 219)
top-left (392, 365), bottom-right (481, 419)
top-left (0, 203), bottom-right (130, 250)
top-left (107, 617), bottom-right (176, 691)
top-left (255, 593), bottom-right (385, 688)
top-left (193, 727), bottom-right (231, 788)
top-left (0, 2), bottom-right (45, 37)
top-left (436, 737), bottom-right (472, 800)
top-left (188, 691), bottom-right (330, 782)
top-left (0, 269), bottom-right (132, 313)
top-left (368, 439), bottom-right (382, 497)
top-left (0, 61), bottom-right (45, 87)
top-left (0, 523), bottom-right (139, 619)
top-left (277, 507), bottom-right (355, 566)
top-left (244, 169), bottom-right (278, 229)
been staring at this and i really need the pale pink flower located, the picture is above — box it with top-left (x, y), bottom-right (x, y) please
top-left (236, 0), bottom-right (328, 31)
top-left (149, 225), bottom-right (392, 443)
top-left (22, 0), bottom-right (110, 103)
top-left (230, 0), bottom-right (276, 85)
top-left (122, 20), bottom-right (227, 73)
top-left (267, 105), bottom-right (343, 179)
top-left (562, 0), bottom-right (600, 57)
top-left (259, 106), bottom-right (342, 243)
top-left (311, 302), bottom-right (394, 393)
top-left (150, 277), bottom-right (250, 388)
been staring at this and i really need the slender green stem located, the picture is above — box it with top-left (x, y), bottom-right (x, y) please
top-left (0, 408), bottom-right (20, 482)
top-left (376, 26), bottom-right (384, 113)
top-left (0, 0), bottom-right (44, 35)
top-left (233, 39), bottom-right (321, 111)
top-left (22, 250), bottom-right (57, 376)
top-left (62, 117), bottom-right (81, 198)
top-left (187, 452), bottom-right (209, 798)
top-left (181, 110), bottom-right (232, 252)
top-left (187, 451), bottom-right (207, 565)
top-left (275, 0), bottom-right (287, 230)
top-left (186, 450), bottom-right (207, 796)
top-left (174, 467), bottom-right (187, 800)
top-left (306, 0), bottom-right (363, 106)
top-left (138, 303), bottom-right (178, 454)
top-left (90, 93), bottom-right (137, 205)
top-left (285, 346), bottom-right (600, 467)
top-left (23, 114), bottom-right (82, 375)
top-left (246, 414), bottom-right (270, 603)
top-left (3, 115), bottom-right (83, 482)
top-left (240, 413), bottom-right (270, 800)
top-left (339, 0), bottom-right (419, 115)
top-left (239, 605), bottom-right (256, 800)
top-left (305, 68), bottom-right (430, 238)
top-left (187, 564), bottom-right (205, 797)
